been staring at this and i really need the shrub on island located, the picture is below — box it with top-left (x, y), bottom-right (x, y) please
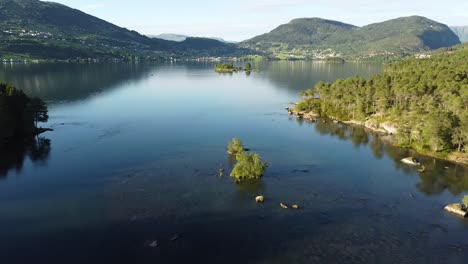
top-left (230, 152), bottom-right (267, 183)
top-left (463, 195), bottom-right (468, 210)
top-left (227, 138), bottom-right (244, 155)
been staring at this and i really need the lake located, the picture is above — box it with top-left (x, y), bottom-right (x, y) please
top-left (0, 61), bottom-right (467, 264)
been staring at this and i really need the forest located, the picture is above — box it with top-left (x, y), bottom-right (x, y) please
top-left (296, 46), bottom-right (468, 156)
top-left (0, 82), bottom-right (48, 145)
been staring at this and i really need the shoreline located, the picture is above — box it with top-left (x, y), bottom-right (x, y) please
top-left (287, 107), bottom-right (468, 166)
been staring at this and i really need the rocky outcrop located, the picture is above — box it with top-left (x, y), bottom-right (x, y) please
top-left (444, 204), bottom-right (467, 218)
top-left (381, 122), bottom-right (398, 135)
top-left (343, 119), bottom-right (395, 135)
top-left (287, 108), bottom-right (319, 122)
top-left (255, 196), bottom-right (265, 203)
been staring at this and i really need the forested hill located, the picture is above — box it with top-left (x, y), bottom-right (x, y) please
top-left (242, 16), bottom-right (461, 59)
top-left (0, 0), bottom-right (247, 59)
top-left (296, 44), bottom-right (468, 160)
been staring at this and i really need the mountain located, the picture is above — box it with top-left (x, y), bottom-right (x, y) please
top-left (0, 0), bottom-right (175, 59)
top-left (174, 37), bottom-right (245, 57)
top-left (151, 33), bottom-right (237, 44)
top-left (0, 1), bottom-right (460, 60)
top-left (241, 16), bottom-right (461, 58)
top-left (246, 18), bottom-right (356, 46)
top-left (451, 26), bottom-right (468, 42)
top-left (0, 0), bottom-right (248, 59)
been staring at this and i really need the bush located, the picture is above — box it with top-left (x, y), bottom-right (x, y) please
top-left (227, 138), bottom-right (244, 154)
top-left (230, 152), bottom-right (267, 182)
top-left (463, 195), bottom-right (468, 209)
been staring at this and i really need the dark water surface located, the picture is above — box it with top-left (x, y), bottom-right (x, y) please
top-left (0, 61), bottom-right (467, 264)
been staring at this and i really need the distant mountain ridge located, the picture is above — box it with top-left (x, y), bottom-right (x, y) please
top-left (0, 0), bottom-right (462, 60)
top-left (151, 33), bottom-right (237, 44)
top-left (241, 16), bottom-right (461, 58)
top-left (0, 0), bottom-right (246, 59)
top-left (451, 26), bottom-right (468, 42)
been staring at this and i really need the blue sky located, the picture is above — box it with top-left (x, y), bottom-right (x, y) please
top-left (49, 0), bottom-right (468, 41)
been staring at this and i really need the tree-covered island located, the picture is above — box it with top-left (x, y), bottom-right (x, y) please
top-left (214, 63), bottom-right (254, 73)
top-left (0, 83), bottom-right (50, 145)
top-left (291, 45), bottom-right (468, 164)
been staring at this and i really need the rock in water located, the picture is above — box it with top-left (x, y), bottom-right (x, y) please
top-left (280, 203), bottom-right (288, 209)
top-left (255, 196), bottom-right (265, 203)
top-left (444, 204), bottom-right (467, 218)
top-left (401, 157), bottom-right (420, 166)
top-left (148, 240), bottom-right (158, 248)
top-left (292, 205), bottom-right (300, 209)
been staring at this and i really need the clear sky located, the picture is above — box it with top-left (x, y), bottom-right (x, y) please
top-left (48, 0), bottom-right (468, 41)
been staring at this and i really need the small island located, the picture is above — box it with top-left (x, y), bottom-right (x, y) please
top-left (0, 82), bottom-right (50, 145)
top-left (214, 63), bottom-right (253, 73)
top-left (227, 138), bottom-right (267, 183)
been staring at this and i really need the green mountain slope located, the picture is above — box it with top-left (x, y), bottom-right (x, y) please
top-left (247, 18), bottom-right (356, 46)
top-left (0, 0), bottom-right (247, 59)
top-left (451, 26), bottom-right (468, 42)
top-left (174, 37), bottom-right (243, 56)
top-left (242, 16), bottom-right (461, 58)
top-left (0, 0), bottom-right (174, 59)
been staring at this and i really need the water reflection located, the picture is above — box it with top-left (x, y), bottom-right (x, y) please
top-left (258, 61), bottom-right (383, 94)
top-left (0, 61), bottom-right (383, 103)
top-left (0, 136), bottom-right (51, 177)
top-left (314, 121), bottom-right (370, 146)
top-left (0, 63), bottom-right (155, 102)
top-left (311, 120), bottom-right (468, 195)
top-left (416, 161), bottom-right (468, 195)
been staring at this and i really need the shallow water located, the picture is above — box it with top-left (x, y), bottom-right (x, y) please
top-left (0, 61), bottom-right (467, 264)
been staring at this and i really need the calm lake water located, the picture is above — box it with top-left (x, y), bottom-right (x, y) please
top-left (1, 61), bottom-right (467, 264)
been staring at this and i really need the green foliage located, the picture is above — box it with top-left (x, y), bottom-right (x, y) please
top-left (215, 63), bottom-right (241, 73)
top-left (0, 82), bottom-right (48, 143)
top-left (241, 16), bottom-right (460, 58)
top-left (463, 195), bottom-right (468, 208)
top-left (245, 63), bottom-right (252, 71)
top-left (296, 48), bottom-right (468, 153)
top-left (30, 98), bottom-right (49, 126)
top-left (227, 138), bottom-right (244, 154)
top-left (230, 152), bottom-right (267, 182)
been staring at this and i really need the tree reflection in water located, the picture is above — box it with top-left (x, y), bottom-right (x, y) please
top-left (0, 136), bottom-right (51, 178)
top-left (312, 121), bottom-right (468, 196)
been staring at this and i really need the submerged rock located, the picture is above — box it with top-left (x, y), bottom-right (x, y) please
top-left (444, 204), bottom-right (467, 218)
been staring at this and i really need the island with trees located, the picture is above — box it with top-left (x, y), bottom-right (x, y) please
top-left (290, 45), bottom-right (468, 164)
top-left (0, 82), bottom-right (50, 146)
top-left (214, 63), bottom-right (254, 73)
top-left (227, 138), bottom-right (267, 183)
